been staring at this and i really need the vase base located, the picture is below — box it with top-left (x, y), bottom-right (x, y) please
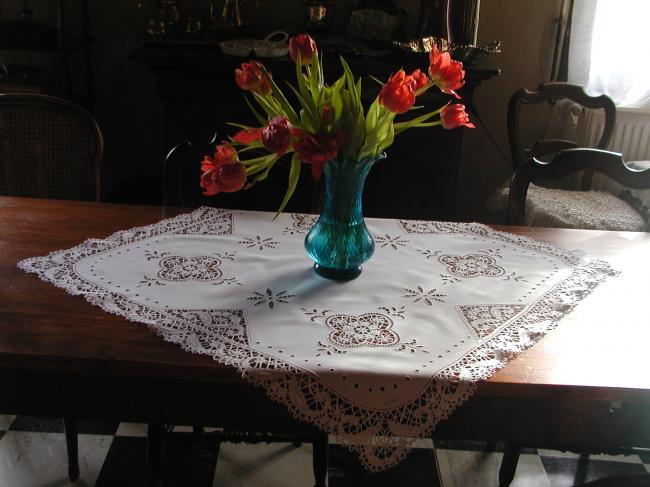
top-left (313, 263), bottom-right (362, 280)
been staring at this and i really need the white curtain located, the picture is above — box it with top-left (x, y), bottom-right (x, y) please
top-left (569, 0), bottom-right (650, 109)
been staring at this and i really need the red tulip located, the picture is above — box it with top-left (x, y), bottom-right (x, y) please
top-left (292, 129), bottom-right (344, 180)
top-left (200, 144), bottom-right (247, 195)
top-left (233, 127), bottom-right (263, 144)
top-left (234, 61), bottom-right (272, 96)
top-left (289, 34), bottom-right (318, 64)
top-left (409, 69), bottom-right (430, 91)
top-left (379, 70), bottom-right (416, 114)
top-left (428, 47), bottom-right (465, 99)
top-left (262, 116), bottom-right (292, 155)
top-left (440, 104), bottom-right (475, 129)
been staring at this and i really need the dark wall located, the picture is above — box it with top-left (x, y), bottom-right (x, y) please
top-left (1, 0), bottom-right (562, 220)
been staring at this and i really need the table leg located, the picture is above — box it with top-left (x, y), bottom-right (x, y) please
top-left (63, 418), bottom-right (79, 481)
top-left (146, 423), bottom-right (165, 487)
top-left (499, 443), bottom-right (522, 487)
top-left (312, 431), bottom-right (328, 487)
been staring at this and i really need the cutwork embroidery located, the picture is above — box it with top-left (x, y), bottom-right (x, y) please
top-left (282, 213), bottom-right (318, 235)
top-left (239, 235), bottom-right (279, 250)
top-left (438, 253), bottom-right (506, 278)
top-left (139, 251), bottom-right (238, 287)
top-left (316, 340), bottom-right (348, 356)
top-left (375, 234), bottom-right (409, 249)
top-left (398, 220), bottom-right (461, 234)
top-left (144, 250), bottom-right (169, 261)
top-left (457, 304), bottom-right (526, 339)
top-left (325, 312), bottom-right (400, 348)
top-left (247, 288), bottom-right (294, 309)
top-left (403, 286), bottom-right (446, 305)
top-left (393, 339), bottom-right (429, 354)
top-left (305, 306), bottom-right (427, 354)
top-left (158, 255), bottom-right (223, 282)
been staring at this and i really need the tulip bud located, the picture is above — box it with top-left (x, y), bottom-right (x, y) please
top-left (235, 61), bottom-right (272, 96)
top-left (289, 34), bottom-right (318, 64)
top-left (440, 104), bottom-right (475, 129)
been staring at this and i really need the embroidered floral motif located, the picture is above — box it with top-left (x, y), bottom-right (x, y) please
top-left (144, 250), bottom-right (169, 261)
top-left (325, 312), bottom-right (400, 348)
top-left (457, 304), bottom-right (526, 339)
top-left (440, 274), bottom-right (461, 285)
top-left (239, 235), bottom-right (279, 250)
top-left (378, 306), bottom-right (407, 319)
top-left (438, 253), bottom-right (505, 278)
top-left (316, 340), bottom-right (348, 356)
top-left (138, 275), bottom-right (165, 287)
top-left (403, 286), bottom-right (446, 305)
top-left (302, 308), bottom-right (332, 322)
top-left (215, 251), bottom-right (237, 261)
top-left (502, 271), bottom-right (528, 282)
top-left (393, 339), bottom-right (429, 353)
top-left (375, 234), bottom-right (409, 249)
top-left (418, 249), bottom-right (441, 259)
top-left (158, 255), bottom-right (224, 282)
top-left (213, 277), bottom-right (242, 286)
top-left (282, 213), bottom-right (318, 235)
top-left (247, 288), bottom-right (294, 309)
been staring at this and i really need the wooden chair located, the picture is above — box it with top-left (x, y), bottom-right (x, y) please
top-left (157, 137), bottom-right (328, 487)
top-left (0, 93), bottom-right (103, 482)
top-left (508, 148), bottom-right (650, 226)
top-left (503, 83), bottom-right (648, 230)
top-left (0, 93), bottom-right (102, 201)
top-left (499, 148), bottom-right (650, 487)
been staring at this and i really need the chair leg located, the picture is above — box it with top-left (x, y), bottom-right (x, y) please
top-left (63, 418), bottom-right (80, 481)
top-left (312, 431), bottom-right (328, 487)
top-left (146, 423), bottom-right (165, 487)
top-left (499, 443), bottom-right (522, 487)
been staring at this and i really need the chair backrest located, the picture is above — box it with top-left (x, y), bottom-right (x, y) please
top-left (507, 148), bottom-right (650, 225)
top-left (507, 82), bottom-right (616, 190)
top-left (0, 93), bottom-right (103, 201)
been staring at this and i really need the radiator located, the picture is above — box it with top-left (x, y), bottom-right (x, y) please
top-left (582, 107), bottom-right (650, 162)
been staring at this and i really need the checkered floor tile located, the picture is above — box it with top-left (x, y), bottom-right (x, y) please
top-left (0, 415), bottom-right (648, 486)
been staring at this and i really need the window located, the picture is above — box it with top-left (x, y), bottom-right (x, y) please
top-left (569, 0), bottom-right (650, 109)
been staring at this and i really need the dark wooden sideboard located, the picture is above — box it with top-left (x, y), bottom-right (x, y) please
top-left (132, 42), bottom-right (499, 220)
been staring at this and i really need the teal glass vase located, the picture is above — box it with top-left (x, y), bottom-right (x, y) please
top-left (304, 154), bottom-right (385, 280)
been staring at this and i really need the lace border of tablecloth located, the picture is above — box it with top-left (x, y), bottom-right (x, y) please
top-left (18, 208), bottom-right (619, 471)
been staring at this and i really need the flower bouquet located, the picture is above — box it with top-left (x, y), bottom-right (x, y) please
top-left (200, 34), bottom-right (473, 279)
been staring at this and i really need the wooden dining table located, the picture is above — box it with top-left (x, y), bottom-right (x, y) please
top-left (1, 196), bottom-right (650, 485)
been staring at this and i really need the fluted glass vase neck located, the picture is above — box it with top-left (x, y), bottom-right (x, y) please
top-left (320, 158), bottom-right (375, 225)
top-left (304, 154), bottom-right (385, 280)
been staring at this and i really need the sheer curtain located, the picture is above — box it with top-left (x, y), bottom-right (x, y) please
top-left (569, 0), bottom-right (650, 109)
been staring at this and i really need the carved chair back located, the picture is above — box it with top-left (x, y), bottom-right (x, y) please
top-left (0, 93), bottom-right (103, 201)
top-left (507, 82), bottom-right (616, 190)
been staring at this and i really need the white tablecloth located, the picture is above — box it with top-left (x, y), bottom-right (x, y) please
top-left (19, 208), bottom-right (617, 471)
